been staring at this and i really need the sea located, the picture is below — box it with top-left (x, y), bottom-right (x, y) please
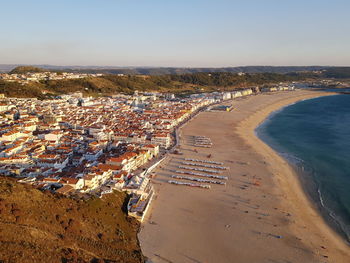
top-left (256, 93), bottom-right (350, 242)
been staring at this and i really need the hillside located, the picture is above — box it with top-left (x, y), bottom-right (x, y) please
top-left (9, 66), bottom-right (46, 74)
top-left (0, 177), bottom-right (145, 263)
top-left (0, 64), bottom-right (333, 75)
top-left (0, 71), bottom-right (315, 98)
top-left (322, 67), bottom-right (350, 78)
top-left (2, 64), bottom-right (350, 77)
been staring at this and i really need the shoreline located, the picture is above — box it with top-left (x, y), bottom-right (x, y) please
top-left (139, 90), bottom-right (350, 263)
top-left (255, 94), bottom-right (350, 244)
top-left (236, 91), bottom-right (350, 261)
top-left (292, 158), bottom-right (350, 243)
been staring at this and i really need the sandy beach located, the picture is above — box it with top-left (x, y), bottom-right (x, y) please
top-left (139, 90), bottom-right (350, 263)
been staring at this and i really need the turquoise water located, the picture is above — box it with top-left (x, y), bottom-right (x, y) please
top-left (257, 94), bottom-right (350, 241)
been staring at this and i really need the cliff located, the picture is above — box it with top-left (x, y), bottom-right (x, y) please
top-left (0, 177), bottom-right (145, 263)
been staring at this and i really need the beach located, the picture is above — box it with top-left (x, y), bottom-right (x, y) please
top-left (139, 90), bottom-right (350, 263)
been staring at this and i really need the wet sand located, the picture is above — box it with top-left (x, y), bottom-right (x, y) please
top-left (139, 90), bottom-right (350, 263)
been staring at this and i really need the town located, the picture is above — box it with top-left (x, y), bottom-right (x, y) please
top-left (0, 71), bottom-right (103, 84)
top-left (0, 84), bottom-right (295, 222)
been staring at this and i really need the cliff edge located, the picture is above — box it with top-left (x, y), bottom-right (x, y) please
top-left (0, 177), bottom-right (144, 263)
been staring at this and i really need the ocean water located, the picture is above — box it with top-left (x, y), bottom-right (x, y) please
top-left (256, 94), bottom-right (350, 242)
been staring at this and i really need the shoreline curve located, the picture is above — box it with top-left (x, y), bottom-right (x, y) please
top-left (139, 90), bottom-right (350, 263)
top-left (236, 91), bottom-right (350, 261)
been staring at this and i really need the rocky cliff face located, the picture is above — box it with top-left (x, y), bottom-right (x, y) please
top-left (0, 177), bottom-right (145, 263)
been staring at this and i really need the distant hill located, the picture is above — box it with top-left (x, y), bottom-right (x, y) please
top-left (322, 67), bottom-right (350, 78)
top-left (0, 71), bottom-right (317, 98)
top-left (9, 66), bottom-right (46, 74)
top-left (0, 177), bottom-right (144, 263)
top-left (2, 64), bottom-right (350, 77)
top-left (0, 64), bottom-right (335, 75)
top-left (1, 65), bottom-right (349, 98)
top-left (56, 66), bottom-right (331, 75)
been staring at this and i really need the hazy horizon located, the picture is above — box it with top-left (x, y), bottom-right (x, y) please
top-left (1, 63), bottom-right (346, 69)
top-left (1, 0), bottom-right (350, 67)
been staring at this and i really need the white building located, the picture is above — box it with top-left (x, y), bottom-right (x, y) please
top-left (151, 134), bottom-right (171, 149)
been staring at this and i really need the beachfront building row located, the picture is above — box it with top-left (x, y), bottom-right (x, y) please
top-left (127, 177), bottom-right (154, 222)
top-left (189, 85), bottom-right (295, 102)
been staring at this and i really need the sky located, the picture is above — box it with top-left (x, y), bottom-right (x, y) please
top-left (0, 0), bottom-right (349, 67)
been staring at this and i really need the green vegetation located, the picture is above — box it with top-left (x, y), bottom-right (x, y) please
top-left (169, 72), bottom-right (307, 87)
top-left (322, 67), bottom-right (350, 78)
top-left (0, 177), bottom-right (144, 263)
top-left (1, 71), bottom-right (315, 99)
top-left (4, 65), bottom-right (350, 99)
top-left (0, 80), bottom-right (46, 99)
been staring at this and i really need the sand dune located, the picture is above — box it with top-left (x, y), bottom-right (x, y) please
top-left (139, 90), bottom-right (350, 263)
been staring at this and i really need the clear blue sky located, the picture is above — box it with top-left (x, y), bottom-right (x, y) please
top-left (1, 0), bottom-right (349, 67)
